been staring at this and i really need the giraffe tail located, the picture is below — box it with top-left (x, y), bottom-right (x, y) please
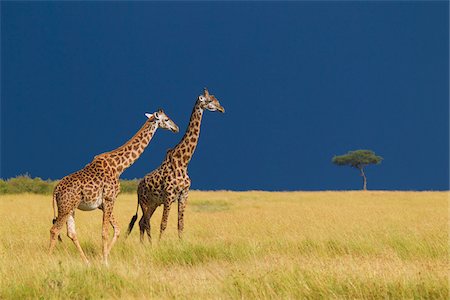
top-left (51, 192), bottom-right (63, 242)
top-left (52, 192), bottom-right (57, 223)
top-left (126, 214), bottom-right (138, 237)
top-left (126, 201), bottom-right (140, 237)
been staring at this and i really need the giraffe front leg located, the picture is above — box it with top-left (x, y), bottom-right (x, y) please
top-left (178, 189), bottom-right (189, 240)
top-left (107, 213), bottom-right (120, 254)
top-left (159, 204), bottom-right (171, 241)
top-left (101, 200), bottom-right (114, 266)
top-left (159, 196), bottom-right (175, 241)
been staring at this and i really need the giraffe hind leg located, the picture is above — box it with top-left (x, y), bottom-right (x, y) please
top-left (49, 214), bottom-right (69, 254)
top-left (145, 204), bottom-right (158, 244)
top-left (138, 215), bottom-right (146, 243)
top-left (52, 218), bottom-right (63, 242)
top-left (66, 213), bottom-right (89, 265)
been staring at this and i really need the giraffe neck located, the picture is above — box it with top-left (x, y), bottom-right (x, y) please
top-left (101, 116), bottom-right (158, 176)
top-left (170, 101), bottom-right (204, 167)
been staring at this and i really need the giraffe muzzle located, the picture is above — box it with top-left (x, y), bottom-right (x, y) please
top-left (171, 125), bottom-right (180, 133)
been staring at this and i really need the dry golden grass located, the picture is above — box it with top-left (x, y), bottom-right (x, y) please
top-left (0, 191), bottom-right (448, 299)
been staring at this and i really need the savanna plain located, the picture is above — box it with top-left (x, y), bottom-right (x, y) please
top-left (0, 191), bottom-right (448, 299)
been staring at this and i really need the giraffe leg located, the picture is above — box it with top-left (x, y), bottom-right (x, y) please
top-left (107, 213), bottom-right (120, 254)
top-left (102, 200), bottom-right (114, 266)
top-left (66, 212), bottom-right (89, 265)
top-left (143, 203), bottom-right (158, 244)
top-left (159, 203), bottom-right (172, 241)
top-left (138, 202), bottom-right (148, 243)
top-left (178, 190), bottom-right (189, 240)
top-left (52, 218), bottom-right (63, 242)
top-left (138, 214), bottom-right (146, 243)
top-left (49, 214), bottom-right (69, 254)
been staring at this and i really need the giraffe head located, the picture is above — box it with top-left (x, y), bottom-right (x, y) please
top-left (145, 109), bottom-right (179, 133)
top-left (198, 88), bottom-right (225, 113)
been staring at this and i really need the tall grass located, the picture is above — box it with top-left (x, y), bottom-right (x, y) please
top-left (0, 191), bottom-right (447, 299)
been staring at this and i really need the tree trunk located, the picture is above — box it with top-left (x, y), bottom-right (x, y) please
top-left (360, 168), bottom-right (367, 190)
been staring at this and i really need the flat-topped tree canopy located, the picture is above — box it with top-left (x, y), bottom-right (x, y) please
top-left (332, 150), bottom-right (383, 169)
top-left (332, 150), bottom-right (383, 190)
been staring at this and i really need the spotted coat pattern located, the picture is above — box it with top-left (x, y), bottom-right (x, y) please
top-left (49, 111), bottom-right (178, 265)
top-left (131, 89), bottom-right (224, 242)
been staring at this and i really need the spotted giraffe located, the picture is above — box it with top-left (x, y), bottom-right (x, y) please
top-left (49, 109), bottom-right (179, 265)
top-left (127, 88), bottom-right (224, 243)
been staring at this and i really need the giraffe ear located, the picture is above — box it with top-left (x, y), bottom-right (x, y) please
top-left (145, 113), bottom-right (154, 119)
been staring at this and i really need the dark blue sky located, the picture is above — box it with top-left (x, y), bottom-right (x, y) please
top-left (1, 2), bottom-right (448, 190)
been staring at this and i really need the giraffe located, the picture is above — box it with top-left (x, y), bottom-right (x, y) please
top-left (126, 88), bottom-right (224, 243)
top-left (49, 109), bottom-right (179, 265)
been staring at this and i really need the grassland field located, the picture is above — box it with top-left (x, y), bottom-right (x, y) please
top-left (0, 191), bottom-right (448, 299)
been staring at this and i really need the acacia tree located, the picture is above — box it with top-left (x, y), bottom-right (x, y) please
top-left (332, 150), bottom-right (383, 190)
